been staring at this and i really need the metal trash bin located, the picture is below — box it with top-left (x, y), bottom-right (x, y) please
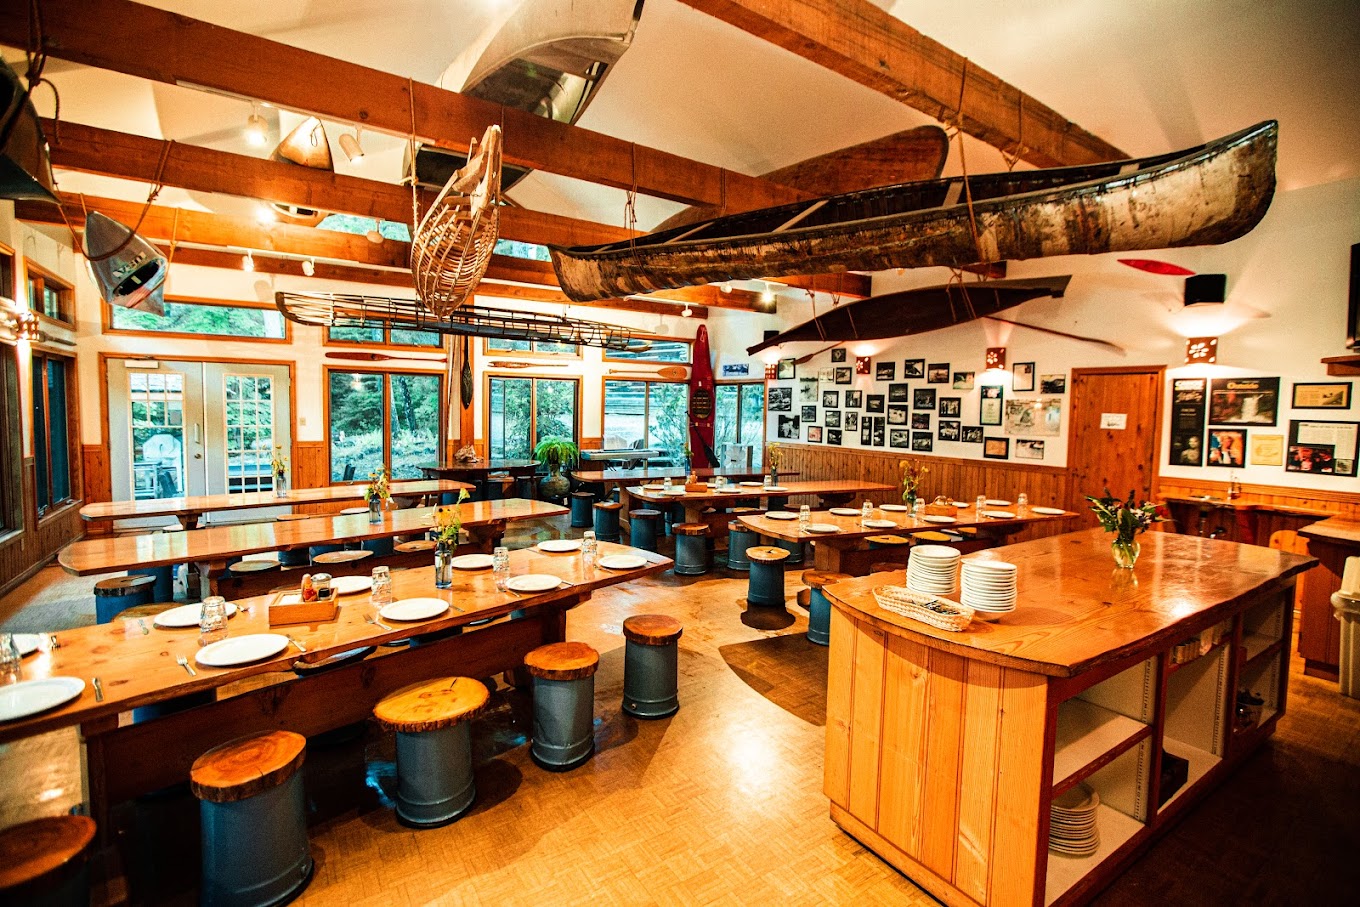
top-left (1333, 589), bottom-right (1360, 699)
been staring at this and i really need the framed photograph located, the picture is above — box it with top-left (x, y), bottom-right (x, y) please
top-left (913, 388), bottom-right (936, 410)
top-left (952, 371), bottom-right (975, 390)
top-left (1288, 443), bottom-right (1335, 473)
top-left (912, 432), bottom-right (934, 452)
top-left (799, 377), bottom-right (818, 403)
top-left (807, 425), bottom-right (824, 443)
top-left (938, 420), bottom-right (960, 441)
top-left (876, 361), bottom-right (896, 381)
top-left (834, 366), bottom-right (853, 385)
top-left (768, 386), bottom-right (792, 412)
top-left (867, 394), bottom-right (885, 414)
top-left (903, 359), bottom-right (925, 379)
top-left (1004, 397), bottom-right (1064, 436)
top-left (722, 363), bottom-right (750, 378)
top-left (845, 389), bottom-right (863, 408)
top-left (1288, 419), bottom-right (1359, 476)
top-left (1040, 373), bottom-right (1067, 394)
top-left (983, 436), bottom-right (1011, 460)
top-left (825, 409), bottom-right (842, 428)
top-left (872, 417), bottom-right (886, 447)
top-left (777, 414), bottom-right (801, 439)
top-left (860, 419), bottom-right (872, 445)
top-left (1250, 434), bottom-right (1284, 466)
top-left (831, 348), bottom-right (847, 363)
top-left (801, 405), bottom-right (817, 423)
top-left (818, 367), bottom-right (835, 384)
top-left (939, 396), bottom-right (961, 418)
top-left (776, 358), bottom-right (796, 380)
top-left (1209, 377), bottom-right (1280, 425)
top-left (889, 383), bottom-right (910, 402)
top-left (911, 412), bottom-right (931, 430)
top-left (1170, 377), bottom-right (1208, 467)
top-left (845, 412), bottom-right (859, 431)
top-left (1015, 439), bottom-right (1046, 460)
top-left (961, 425), bottom-right (984, 443)
top-left (1012, 362), bottom-right (1036, 392)
top-left (887, 405), bottom-right (909, 425)
top-left (980, 385), bottom-right (1004, 426)
top-left (927, 363), bottom-right (950, 384)
top-left (1207, 428), bottom-right (1247, 467)
top-left (1292, 382), bottom-right (1352, 410)
top-left (822, 390), bottom-right (840, 408)
top-left (890, 427), bottom-right (912, 449)
top-left (827, 429), bottom-right (843, 445)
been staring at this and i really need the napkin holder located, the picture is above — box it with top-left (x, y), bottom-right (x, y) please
top-left (268, 590), bottom-right (339, 627)
top-left (684, 481), bottom-right (710, 493)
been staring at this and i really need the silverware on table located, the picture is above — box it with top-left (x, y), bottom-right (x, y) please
top-left (138, 618), bottom-right (149, 635)
top-left (92, 677), bottom-right (104, 702)
top-left (287, 635), bottom-right (307, 653)
top-left (176, 655), bottom-right (197, 676)
top-left (48, 634), bottom-right (59, 649)
top-left (365, 615), bottom-right (394, 631)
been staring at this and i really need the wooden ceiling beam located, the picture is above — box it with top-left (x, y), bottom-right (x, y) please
top-left (0, 0), bottom-right (807, 210)
top-left (676, 0), bottom-right (1127, 167)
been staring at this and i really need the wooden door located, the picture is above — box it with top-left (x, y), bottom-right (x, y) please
top-left (1066, 367), bottom-right (1165, 529)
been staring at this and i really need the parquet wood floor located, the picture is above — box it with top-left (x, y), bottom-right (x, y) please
top-left (1, 517), bottom-right (1357, 904)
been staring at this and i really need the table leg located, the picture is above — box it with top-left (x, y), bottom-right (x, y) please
top-left (79, 715), bottom-right (118, 841)
top-left (198, 559), bottom-right (232, 599)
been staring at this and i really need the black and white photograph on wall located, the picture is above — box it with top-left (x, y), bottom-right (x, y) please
top-left (768, 386), bottom-right (792, 411)
top-left (980, 385), bottom-right (1004, 425)
top-left (928, 363), bottom-right (950, 384)
top-left (887, 405), bottom-right (908, 425)
top-left (1015, 439), bottom-right (1046, 460)
top-left (961, 425), bottom-right (984, 443)
top-left (825, 410), bottom-right (842, 428)
top-left (1209, 377), bottom-right (1280, 425)
top-left (801, 405), bottom-right (817, 423)
top-left (1207, 428), bottom-right (1247, 467)
top-left (983, 437), bottom-right (1011, 459)
top-left (807, 425), bottom-right (823, 443)
top-left (844, 389), bottom-right (863, 408)
top-left (822, 390), bottom-right (840, 408)
top-left (827, 429), bottom-right (842, 445)
top-left (722, 363), bottom-right (750, 378)
top-left (911, 412), bottom-right (931, 430)
top-left (834, 367), bottom-right (853, 385)
top-left (1004, 397), bottom-right (1064, 436)
top-left (1040, 374), bottom-right (1067, 394)
top-left (938, 420), bottom-right (961, 441)
top-left (860, 419), bottom-right (872, 445)
top-left (777, 414), bottom-right (801, 439)
top-left (890, 428), bottom-right (911, 448)
top-left (872, 417), bottom-right (886, 447)
top-left (831, 348), bottom-right (847, 363)
top-left (1012, 362), bottom-right (1035, 392)
top-left (1170, 377), bottom-right (1208, 466)
top-left (939, 396), bottom-right (961, 417)
top-left (913, 388), bottom-right (936, 410)
top-left (818, 367), bottom-right (835, 384)
top-left (912, 432), bottom-right (934, 452)
top-left (903, 359), bottom-right (925, 379)
top-left (953, 371), bottom-right (975, 390)
top-left (845, 412), bottom-right (859, 431)
top-left (875, 361), bottom-right (896, 381)
top-left (799, 377), bottom-right (818, 403)
top-left (1288, 420), bottom-right (1359, 476)
top-left (776, 358), bottom-right (796, 380)
top-left (889, 383), bottom-right (910, 402)
top-left (867, 394), bottom-right (885, 413)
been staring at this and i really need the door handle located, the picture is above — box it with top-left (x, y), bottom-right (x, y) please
top-left (194, 453), bottom-right (203, 459)
top-left (193, 424), bottom-right (202, 445)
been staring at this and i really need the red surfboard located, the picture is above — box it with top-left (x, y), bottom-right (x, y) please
top-left (688, 324), bottom-right (717, 468)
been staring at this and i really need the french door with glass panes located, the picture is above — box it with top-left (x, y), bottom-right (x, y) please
top-left (107, 360), bottom-right (292, 524)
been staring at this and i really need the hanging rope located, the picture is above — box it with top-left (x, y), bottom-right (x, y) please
top-left (949, 59), bottom-right (987, 269)
top-left (1001, 95), bottom-right (1025, 172)
top-left (84, 139), bottom-right (173, 261)
top-left (407, 77), bottom-right (421, 229)
top-left (23, 0), bottom-right (61, 143)
top-left (624, 142), bottom-right (643, 269)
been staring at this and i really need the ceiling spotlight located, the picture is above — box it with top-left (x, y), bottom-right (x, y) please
top-left (339, 128), bottom-right (365, 165)
top-left (681, 303), bottom-right (693, 318)
top-left (241, 251), bottom-right (255, 272)
top-left (301, 258), bottom-right (316, 277)
top-left (244, 105), bottom-right (267, 147)
top-left (255, 205), bottom-right (276, 224)
top-left (720, 283), bottom-right (732, 294)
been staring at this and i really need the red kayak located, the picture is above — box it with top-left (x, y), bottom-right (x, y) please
top-left (688, 324), bottom-right (717, 468)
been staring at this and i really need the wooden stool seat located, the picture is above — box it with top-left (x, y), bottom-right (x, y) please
top-left (190, 730), bottom-right (306, 804)
top-left (395, 539), bottom-right (437, 553)
top-left (525, 641), bottom-right (600, 681)
top-left (275, 513), bottom-right (312, 522)
top-left (629, 508), bottom-right (661, 519)
top-left (870, 561), bottom-right (904, 574)
top-left (747, 546), bottom-right (790, 563)
top-left (374, 677), bottom-right (490, 733)
top-left (0, 815), bottom-right (96, 898)
top-left (594, 500), bottom-right (623, 511)
top-left (865, 534), bottom-right (910, 546)
top-left (802, 570), bottom-right (852, 590)
top-left (229, 558), bottom-right (281, 574)
top-left (729, 506), bottom-right (760, 514)
top-left (95, 574), bottom-right (155, 595)
top-left (912, 530), bottom-right (955, 543)
top-left (623, 614), bottom-right (683, 646)
top-left (312, 549), bottom-right (373, 565)
top-left (673, 522), bottom-right (708, 536)
top-left (570, 491), bottom-right (596, 500)
top-left (110, 601), bottom-right (178, 622)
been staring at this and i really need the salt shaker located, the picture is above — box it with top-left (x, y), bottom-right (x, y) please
top-left (582, 530), bottom-right (598, 567)
top-left (199, 596), bottom-right (228, 647)
top-left (0, 634), bottom-right (20, 685)
top-left (370, 566), bottom-right (393, 614)
top-left (493, 546), bottom-right (511, 591)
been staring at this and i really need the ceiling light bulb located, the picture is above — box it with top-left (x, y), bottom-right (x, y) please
top-left (244, 109), bottom-right (267, 147)
top-left (241, 251), bottom-right (255, 272)
top-left (351, 374), bottom-right (363, 390)
top-left (720, 283), bottom-right (732, 294)
top-left (301, 258), bottom-right (315, 277)
top-left (681, 303), bottom-right (693, 318)
top-left (255, 205), bottom-right (276, 224)
top-left (339, 129), bottom-right (365, 165)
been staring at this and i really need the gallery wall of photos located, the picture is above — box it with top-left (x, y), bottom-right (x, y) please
top-left (764, 349), bottom-right (1069, 465)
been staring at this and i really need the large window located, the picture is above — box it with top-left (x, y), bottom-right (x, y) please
top-left (328, 370), bottom-right (442, 482)
top-left (110, 298), bottom-right (288, 340)
top-left (224, 374), bottom-right (275, 493)
top-left (129, 371), bottom-right (186, 500)
top-left (327, 326), bottom-right (442, 348)
top-left (487, 377), bottom-right (578, 459)
top-left (715, 383), bottom-right (765, 469)
top-left (484, 338), bottom-right (579, 357)
top-left (27, 265), bottom-right (71, 324)
top-left (603, 380), bottom-right (689, 465)
top-left (604, 338), bottom-right (692, 364)
top-left (32, 353), bottom-right (75, 514)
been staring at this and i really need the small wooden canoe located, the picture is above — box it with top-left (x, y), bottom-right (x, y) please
top-left (549, 121), bottom-right (1277, 302)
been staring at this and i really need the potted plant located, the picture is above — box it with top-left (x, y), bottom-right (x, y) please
top-left (533, 437), bottom-right (579, 500)
top-left (765, 443), bottom-right (781, 485)
top-left (899, 458), bottom-right (929, 510)
top-left (1085, 487), bottom-right (1166, 568)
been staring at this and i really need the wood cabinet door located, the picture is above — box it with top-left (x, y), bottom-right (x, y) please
top-left (1066, 367), bottom-right (1165, 528)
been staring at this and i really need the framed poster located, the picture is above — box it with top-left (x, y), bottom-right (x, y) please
top-left (867, 394), bottom-right (885, 414)
top-left (875, 361), bottom-right (896, 381)
top-left (801, 405), bottom-right (817, 423)
top-left (845, 412), bottom-right (859, 431)
top-left (844, 389), bottom-right (863, 408)
top-left (887, 405), bottom-right (908, 425)
top-left (953, 371), bottom-right (975, 390)
top-left (776, 358), bottom-right (795, 380)
top-left (860, 418), bottom-right (872, 445)
top-left (1170, 378), bottom-right (1208, 467)
top-left (938, 420), bottom-right (960, 441)
top-left (1292, 382), bottom-right (1351, 410)
top-left (818, 367), bottom-right (835, 384)
top-left (1015, 439), bottom-right (1045, 460)
top-left (834, 367), bottom-right (853, 385)
top-left (911, 412), bottom-right (931, 430)
top-left (889, 383), bottom-right (910, 402)
top-left (983, 437), bottom-right (1011, 459)
top-left (903, 359), bottom-right (925, 379)
top-left (831, 348), bottom-right (847, 363)
top-left (825, 410), bottom-right (842, 428)
top-left (822, 390), bottom-right (840, 408)
top-left (768, 386), bottom-right (791, 411)
top-left (961, 425), bottom-right (984, 443)
top-left (913, 388), bottom-right (936, 410)
top-left (807, 425), bottom-right (823, 443)
top-left (1012, 362), bottom-right (1035, 392)
top-left (980, 385), bottom-right (1003, 425)
top-left (890, 427), bottom-right (911, 449)
top-left (939, 396), bottom-right (961, 417)
top-left (1250, 434), bottom-right (1284, 466)
top-left (799, 377), bottom-right (818, 403)
top-left (1209, 377), bottom-right (1280, 425)
top-left (827, 429), bottom-right (842, 445)
top-left (1288, 420), bottom-right (1359, 475)
top-left (722, 363), bottom-right (750, 378)
top-left (1004, 397), bottom-right (1063, 436)
top-left (871, 417), bottom-right (886, 447)
top-left (911, 432), bottom-right (934, 452)
top-left (927, 363), bottom-right (950, 384)
top-left (1207, 428), bottom-right (1247, 467)
top-left (777, 414), bottom-right (801, 438)
top-left (1040, 374), bottom-right (1067, 394)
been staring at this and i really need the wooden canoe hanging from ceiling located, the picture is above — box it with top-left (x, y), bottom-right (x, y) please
top-left (0, 62), bottom-right (58, 204)
top-left (549, 121), bottom-right (1277, 302)
top-left (273, 117), bottom-right (333, 171)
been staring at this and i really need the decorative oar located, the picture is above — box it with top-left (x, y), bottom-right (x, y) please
top-left (980, 316), bottom-right (1125, 354)
top-left (606, 367), bottom-right (689, 379)
top-left (326, 351), bottom-right (446, 362)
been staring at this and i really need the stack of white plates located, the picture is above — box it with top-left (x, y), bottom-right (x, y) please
top-left (1049, 784), bottom-right (1100, 856)
top-left (960, 559), bottom-right (1018, 618)
top-left (906, 545), bottom-right (961, 596)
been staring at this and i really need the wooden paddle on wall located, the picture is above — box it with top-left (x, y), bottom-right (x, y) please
top-left (325, 351), bottom-right (446, 362)
top-left (606, 367), bottom-right (689, 379)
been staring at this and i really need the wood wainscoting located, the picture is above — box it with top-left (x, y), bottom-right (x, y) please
top-left (291, 441), bottom-right (334, 515)
top-left (0, 459), bottom-right (86, 602)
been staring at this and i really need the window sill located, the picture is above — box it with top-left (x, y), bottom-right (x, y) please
top-left (0, 527), bottom-right (24, 553)
top-left (37, 498), bottom-right (80, 526)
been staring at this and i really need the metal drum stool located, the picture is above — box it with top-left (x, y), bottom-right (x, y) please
top-left (629, 509), bottom-right (662, 552)
top-left (129, 564), bottom-right (174, 603)
top-left (672, 523), bottom-right (710, 575)
top-left (191, 730), bottom-right (312, 907)
top-left (727, 520), bottom-right (757, 571)
top-left (745, 546), bottom-right (790, 608)
top-left (362, 536), bottom-right (395, 556)
top-left (622, 615), bottom-right (683, 719)
top-left (774, 537), bottom-right (805, 565)
top-left (866, 534), bottom-right (911, 566)
top-left (373, 677), bottom-right (490, 827)
top-left (569, 491), bottom-right (596, 528)
top-left (525, 642), bottom-right (599, 771)
top-left (0, 815), bottom-right (96, 907)
top-left (311, 550), bottom-right (373, 570)
top-left (227, 558), bottom-right (281, 579)
top-left (94, 574), bottom-right (155, 624)
top-left (802, 570), bottom-right (851, 646)
top-left (593, 501), bottom-right (623, 543)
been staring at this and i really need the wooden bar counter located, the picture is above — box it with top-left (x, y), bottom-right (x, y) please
top-left (822, 529), bottom-right (1313, 907)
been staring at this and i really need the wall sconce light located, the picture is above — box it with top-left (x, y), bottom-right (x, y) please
top-left (1186, 336), bottom-right (1218, 363)
top-left (985, 347), bottom-right (1006, 370)
top-left (15, 311), bottom-right (40, 341)
top-left (855, 356), bottom-right (871, 375)
top-left (764, 363), bottom-right (777, 380)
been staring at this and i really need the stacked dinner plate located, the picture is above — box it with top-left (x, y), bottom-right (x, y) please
top-left (1049, 784), bottom-right (1100, 856)
top-left (960, 559), bottom-right (1018, 618)
top-left (905, 545), bottom-right (961, 596)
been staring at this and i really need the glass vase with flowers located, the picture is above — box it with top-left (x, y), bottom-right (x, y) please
top-left (1085, 488), bottom-right (1165, 568)
top-left (431, 489), bottom-right (470, 588)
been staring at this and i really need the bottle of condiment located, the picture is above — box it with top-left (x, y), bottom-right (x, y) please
top-left (312, 572), bottom-right (333, 601)
top-left (300, 573), bottom-right (317, 602)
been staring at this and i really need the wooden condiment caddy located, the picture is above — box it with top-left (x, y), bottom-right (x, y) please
top-left (924, 503), bottom-right (956, 516)
top-left (683, 473), bottom-right (709, 493)
top-left (268, 590), bottom-right (338, 627)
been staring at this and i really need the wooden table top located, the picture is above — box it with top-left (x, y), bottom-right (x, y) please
top-left (60, 499), bottom-right (567, 575)
top-left (626, 479), bottom-right (893, 505)
top-left (574, 466), bottom-right (793, 485)
top-left (79, 480), bottom-right (473, 523)
top-left (739, 505), bottom-right (1076, 542)
top-left (1298, 516), bottom-right (1360, 545)
top-left (3, 542), bottom-right (670, 743)
top-left (825, 528), bottom-right (1315, 678)
top-left (420, 459), bottom-right (539, 476)
top-left (1160, 494), bottom-right (1331, 518)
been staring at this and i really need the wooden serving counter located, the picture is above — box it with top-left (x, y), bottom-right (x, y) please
top-left (823, 528), bottom-right (1314, 907)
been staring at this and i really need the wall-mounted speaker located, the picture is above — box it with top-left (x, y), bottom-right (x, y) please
top-left (1184, 273), bottom-right (1227, 307)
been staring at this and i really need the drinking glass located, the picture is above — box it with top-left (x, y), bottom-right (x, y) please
top-left (370, 566), bottom-right (393, 617)
top-left (493, 546), bottom-right (511, 591)
top-left (798, 505), bottom-right (811, 533)
top-left (1017, 492), bottom-right (1030, 514)
top-left (861, 500), bottom-right (873, 526)
top-left (0, 634), bottom-right (20, 685)
top-left (199, 596), bottom-right (228, 647)
top-left (975, 494), bottom-right (987, 516)
top-left (582, 530), bottom-right (598, 567)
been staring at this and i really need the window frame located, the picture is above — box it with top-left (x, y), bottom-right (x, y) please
top-left (0, 239), bottom-right (16, 305)
top-left (714, 380), bottom-right (767, 466)
top-left (0, 342), bottom-right (23, 542)
top-left (325, 325), bottom-right (444, 351)
top-left (103, 294), bottom-right (293, 344)
top-left (483, 373), bottom-right (581, 459)
top-left (481, 337), bottom-right (582, 360)
top-left (601, 334), bottom-right (693, 365)
top-left (31, 350), bottom-right (79, 519)
top-left (324, 366), bottom-right (445, 484)
top-left (600, 377), bottom-right (691, 458)
top-left (24, 260), bottom-right (73, 326)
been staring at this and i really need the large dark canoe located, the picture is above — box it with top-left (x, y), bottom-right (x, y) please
top-left (549, 121), bottom-right (1277, 302)
top-left (745, 276), bottom-right (1072, 355)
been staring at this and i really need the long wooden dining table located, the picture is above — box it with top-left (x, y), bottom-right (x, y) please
top-left (2, 542), bottom-right (670, 828)
top-left (625, 480), bottom-right (895, 527)
top-left (79, 479), bottom-right (473, 529)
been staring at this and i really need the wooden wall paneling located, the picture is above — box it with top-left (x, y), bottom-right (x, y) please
top-left (876, 633), bottom-right (931, 857)
top-left (823, 605), bottom-right (856, 808)
top-left (1156, 477), bottom-right (1360, 522)
top-left (953, 659), bottom-right (1004, 904)
top-left (847, 618), bottom-right (888, 825)
top-left (987, 668), bottom-right (1049, 907)
top-left (291, 441), bottom-right (330, 514)
top-left (920, 647), bottom-right (968, 878)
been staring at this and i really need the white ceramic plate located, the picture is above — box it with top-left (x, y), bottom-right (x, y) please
top-left (982, 510), bottom-right (1017, 519)
top-left (339, 505), bottom-right (369, 515)
top-left (154, 602), bottom-right (239, 629)
top-left (923, 515), bottom-right (957, 524)
top-left (1032, 506), bottom-right (1067, 515)
top-left (763, 486), bottom-right (790, 493)
top-left (598, 553), bottom-right (648, 570)
top-left (739, 481), bottom-right (764, 487)
top-left (863, 519), bottom-right (898, 529)
top-left (506, 574), bottom-right (563, 593)
top-left (14, 634), bottom-right (42, 657)
top-left (642, 484), bottom-right (666, 491)
top-left (663, 489), bottom-right (688, 496)
top-left (196, 633), bottom-right (290, 668)
top-left (806, 523), bottom-right (841, 533)
top-left (985, 499), bottom-right (1012, 507)
top-left (880, 504), bottom-right (909, 512)
top-left (911, 545), bottom-right (962, 560)
top-left (331, 575), bottom-right (372, 595)
top-left (380, 598), bottom-right (449, 622)
top-left (719, 487), bottom-right (745, 494)
top-left (950, 501), bottom-right (971, 509)
top-left (450, 553), bottom-right (494, 570)
top-left (538, 539), bottom-right (582, 553)
top-left (0, 677), bottom-right (85, 723)
top-left (963, 560), bottom-right (1018, 573)
top-left (829, 507), bottom-right (860, 516)
top-left (765, 511), bottom-right (797, 520)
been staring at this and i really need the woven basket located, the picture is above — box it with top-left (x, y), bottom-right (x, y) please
top-left (872, 585), bottom-right (974, 632)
